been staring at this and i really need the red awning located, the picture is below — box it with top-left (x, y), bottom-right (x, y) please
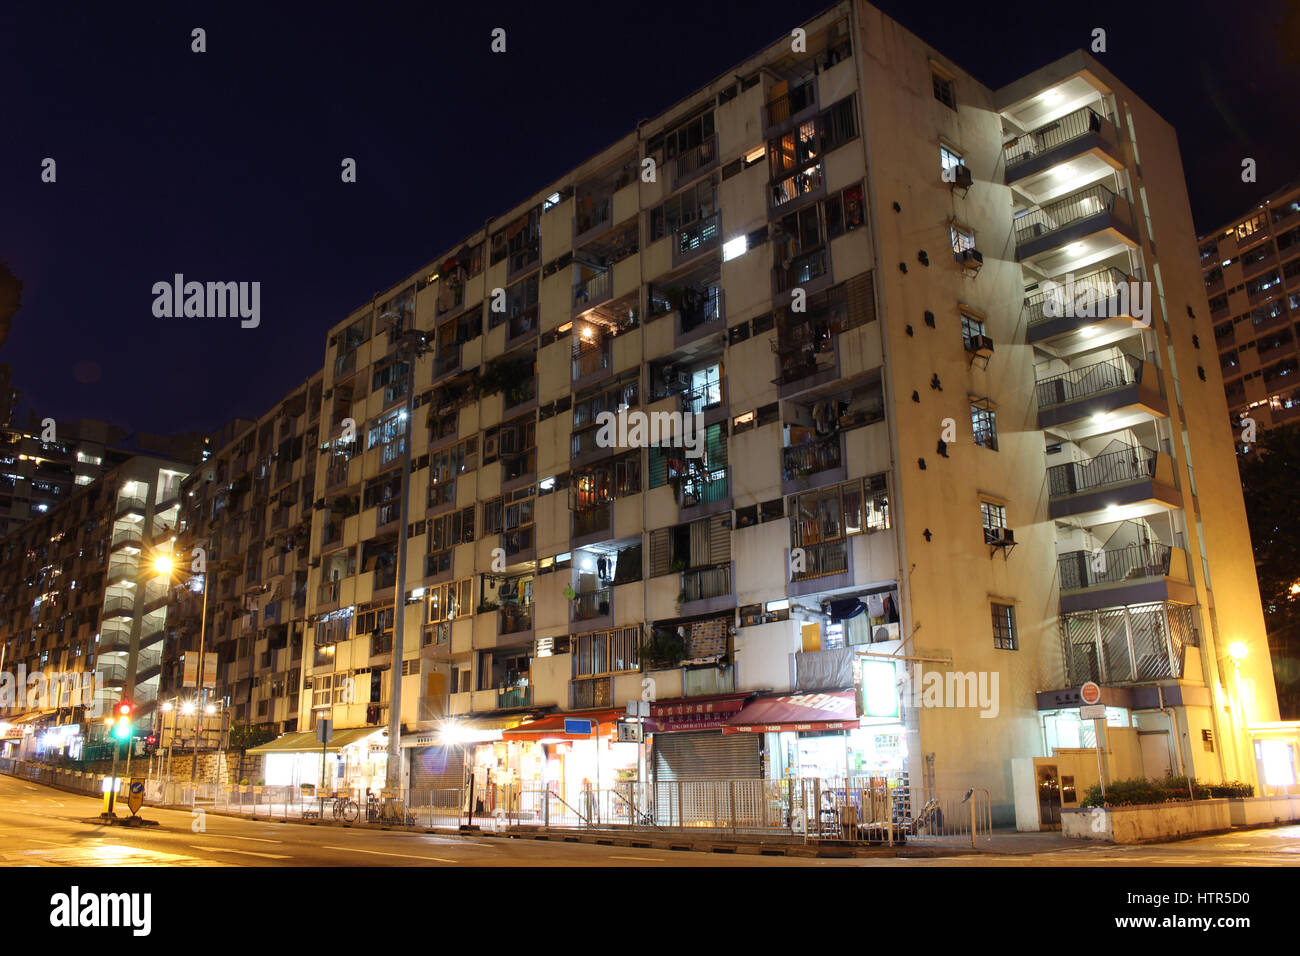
top-left (500, 709), bottom-right (623, 741)
top-left (723, 689), bottom-right (860, 734)
top-left (647, 693), bottom-right (753, 732)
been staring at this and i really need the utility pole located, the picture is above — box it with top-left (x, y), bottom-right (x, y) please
top-left (385, 319), bottom-right (432, 798)
top-left (191, 572), bottom-right (210, 783)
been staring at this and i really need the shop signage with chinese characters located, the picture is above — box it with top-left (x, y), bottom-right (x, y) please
top-left (649, 695), bottom-right (749, 732)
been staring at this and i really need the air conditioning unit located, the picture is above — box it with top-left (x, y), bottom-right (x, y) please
top-left (949, 164), bottom-right (973, 189)
top-left (984, 526), bottom-right (1015, 547)
top-left (662, 367), bottom-right (691, 394)
top-left (483, 433), bottom-right (499, 459)
top-left (955, 249), bottom-right (984, 267)
top-left (966, 334), bottom-right (995, 356)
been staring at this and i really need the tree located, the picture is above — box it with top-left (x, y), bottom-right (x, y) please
top-left (1239, 422), bottom-right (1300, 717)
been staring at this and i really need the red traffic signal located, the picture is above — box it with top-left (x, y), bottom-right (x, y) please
top-left (116, 700), bottom-right (132, 717)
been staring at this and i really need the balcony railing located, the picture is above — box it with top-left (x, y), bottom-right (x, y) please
top-left (1014, 184), bottom-right (1123, 248)
top-left (503, 525), bottom-right (534, 557)
top-left (110, 527), bottom-right (143, 549)
top-left (790, 540), bottom-right (849, 581)
top-left (679, 286), bottom-right (723, 334)
top-left (675, 136), bottom-right (717, 181)
top-left (775, 247), bottom-right (828, 293)
top-left (572, 339), bottom-right (612, 380)
top-left (572, 676), bottom-right (613, 709)
top-left (678, 380), bottom-right (724, 416)
top-left (572, 503), bottom-right (612, 538)
top-left (576, 197), bottom-right (612, 237)
top-left (680, 466), bottom-right (728, 508)
top-left (317, 581), bottom-right (341, 605)
top-left (1058, 542), bottom-right (1172, 591)
top-left (116, 495), bottom-right (146, 515)
top-left (507, 306), bottom-right (538, 341)
top-left (764, 81), bottom-right (816, 128)
top-left (103, 595), bottom-right (135, 617)
top-left (782, 436), bottom-right (842, 480)
top-left (1024, 267), bottom-right (1133, 327)
top-left (499, 603), bottom-right (533, 635)
top-left (681, 565), bottom-right (731, 602)
top-left (1062, 603), bottom-right (1193, 685)
top-left (574, 270), bottom-right (611, 308)
top-left (1005, 106), bottom-right (1110, 170)
top-left (498, 683), bottom-right (533, 709)
top-left (334, 349), bottom-right (357, 379)
top-left (572, 588), bottom-right (611, 622)
top-left (678, 212), bottom-right (720, 256)
top-left (1035, 355), bottom-right (1140, 408)
top-left (1047, 446), bottom-right (1157, 497)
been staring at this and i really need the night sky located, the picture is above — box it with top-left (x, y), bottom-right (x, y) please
top-left (2, 0), bottom-right (1297, 439)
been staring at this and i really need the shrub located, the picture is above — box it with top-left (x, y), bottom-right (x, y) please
top-left (1079, 774), bottom-right (1255, 807)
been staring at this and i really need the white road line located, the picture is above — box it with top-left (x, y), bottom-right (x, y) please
top-left (189, 845), bottom-right (290, 860)
top-left (321, 844), bottom-right (454, 863)
top-left (220, 834), bottom-right (284, 844)
top-left (608, 855), bottom-right (665, 862)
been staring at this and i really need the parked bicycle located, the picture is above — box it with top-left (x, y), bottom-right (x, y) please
top-left (332, 796), bottom-right (359, 822)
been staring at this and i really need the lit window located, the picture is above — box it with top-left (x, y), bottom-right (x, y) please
top-left (991, 603), bottom-right (1017, 650)
top-left (940, 145), bottom-right (963, 170)
top-left (722, 235), bottom-right (748, 262)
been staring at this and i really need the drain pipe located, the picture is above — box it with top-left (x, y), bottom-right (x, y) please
top-left (1159, 685), bottom-right (1192, 801)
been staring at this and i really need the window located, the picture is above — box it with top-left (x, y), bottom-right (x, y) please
top-left (648, 179), bottom-right (718, 244)
top-left (950, 222), bottom-right (975, 254)
top-left (980, 501), bottom-right (1006, 531)
top-left (1235, 212), bottom-right (1266, 241)
top-left (427, 578), bottom-right (472, 623)
top-left (932, 71), bottom-right (956, 109)
top-left (573, 626), bottom-right (641, 678)
top-left (971, 402), bottom-right (998, 451)
top-left (940, 144), bottom-right (963, 170)
top-left (991, 603), bottom-right (1017, 650)
top-left (960, 313), bottom-right (986, 350)
top-left (489, 274), bottom-right (539, 329)
top-left (825, 183), bottom-right (866, 239)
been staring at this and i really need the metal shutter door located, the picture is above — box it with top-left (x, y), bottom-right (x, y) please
top-left (408, 745), bottom-right (465, 792)
top-left (653, 731), bottom-right (761, 781)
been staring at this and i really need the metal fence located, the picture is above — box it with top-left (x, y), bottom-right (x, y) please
top-left (0, 757), bottom-right (991, 845)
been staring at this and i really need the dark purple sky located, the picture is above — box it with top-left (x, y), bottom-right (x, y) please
top-left (2, 0), bottom-right (1296, 437)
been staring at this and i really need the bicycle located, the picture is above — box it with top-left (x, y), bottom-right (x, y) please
top-left (332, 796), bottom-right (359, 822)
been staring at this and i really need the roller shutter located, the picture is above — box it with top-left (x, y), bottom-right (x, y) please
top-left (408, 745), bottom-right (465, 793)
top-left (653, 730), bottom-right (760, 781)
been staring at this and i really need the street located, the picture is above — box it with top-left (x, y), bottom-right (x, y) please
top-left (0, 776), bottom-right (1297, 867)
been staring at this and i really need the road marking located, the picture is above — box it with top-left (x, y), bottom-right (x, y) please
top-left (221, 834), bottom-right (284, 844)
top-left (608, 855), bottom-right (664, 862)
top-left (321, 845), bottom-right (454, 863)
top-left (190, 845), bottom-right (290, 860)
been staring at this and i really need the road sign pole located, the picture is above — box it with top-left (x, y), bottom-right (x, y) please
top-left (107, 738), bottom-right (120, 816)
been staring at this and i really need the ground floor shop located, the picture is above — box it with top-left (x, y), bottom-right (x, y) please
top-left (248, 727), bottom-right (387, 792)
top-left (496, 709), bottom-right (640, 812)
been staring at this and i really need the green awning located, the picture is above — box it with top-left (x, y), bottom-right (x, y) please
top-left (246, 727), bottom-right (383, 755)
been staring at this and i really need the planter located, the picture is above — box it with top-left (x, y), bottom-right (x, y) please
top-left (1063, 799), bottom-right (1233, 843)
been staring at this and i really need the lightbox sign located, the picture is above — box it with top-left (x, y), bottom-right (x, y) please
top-left (861, 659), bottom-right (899, 718)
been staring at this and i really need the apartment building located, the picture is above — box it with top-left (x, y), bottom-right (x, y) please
top-left (1197, 178), bottom-right (1300, 440)
top-left (163, 380), bottom-right (321, 745)
top-left (0, 452), bottom-right (194, 759)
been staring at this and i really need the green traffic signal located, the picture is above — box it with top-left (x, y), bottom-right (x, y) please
top-left (111, 716), bottom-right (131, 740)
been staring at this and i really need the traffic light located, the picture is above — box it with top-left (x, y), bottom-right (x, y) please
top-left (144, 734), bottom-right (158, 755)
top-left (111, 700), bottom-right (133, 741)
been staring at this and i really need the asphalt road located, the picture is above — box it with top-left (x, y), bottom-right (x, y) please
top-left (0, 775), bottom-right (1297, 867)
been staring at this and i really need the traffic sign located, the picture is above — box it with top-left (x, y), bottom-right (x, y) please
top-left (1079, 704), bottom-right (1106, 720)
top-left (563, 718), bottom-right (594, 736)
top-left (1079, 681), bottom-right (1102, 706)
top-left (316, 719), bottom-right (334, 744)
top-left (127, 778), bottom-right (145, 815)
top-left (617, 719), bottom-right (643, 743)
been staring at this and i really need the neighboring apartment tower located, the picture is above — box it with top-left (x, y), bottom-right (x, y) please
top-left (0, 418), bottom-right (128, 538)
top-left (191, 2), bottom-right (1280, 817)
top-left (1197, 178), bottom-right (1300, 442)
top-left (0, 453), bottom-right (193, 759)
top-left (163, 380), bottom-right (321, 744)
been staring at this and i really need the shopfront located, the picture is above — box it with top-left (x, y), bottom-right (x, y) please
top-left (725, 689), bottom-right (888, 780)
top-left (500, 709), bottom-right (637, 810)
top-left (248, 727), bottom-right (387, 792)
top-left (649, 694), bottom-right (758, 782)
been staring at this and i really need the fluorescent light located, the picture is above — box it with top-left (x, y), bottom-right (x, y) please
top-left (722, 236), bottom-right (748, 262)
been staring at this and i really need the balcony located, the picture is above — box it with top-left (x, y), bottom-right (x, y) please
top-left (671, 134), bottom-right (718, 188)
top-left (1004, 107), bottom-right (1123, 199)
top-left (673, 286), bottom-right (724, 348)
top-left (1047, 447), bottom-right (1181, 521)
top-left (781, 434), bottom-right (845, 495)
top-left (775, 247), bottom-right (829, 295)
top-left (499, 603), bottom-right (533, 636)
top-left (572, 503), bottom-right (612, 543)
top-left (572, 335), bottom-right (612, 386)
top-left (572, 587), bottom-right (611, 624)
top-left (497, 683), bottom-right (533, 710)
top-left (763, 80), bottom-right (817, 133)
top-left (317, 580), bottom-right (341, 607)
top-left (1025, 267), bottom-right (1141, 346)
top-left (1060, 602), bottom-right (1198, 686)
top-left (1057, 542), bottom-right (1195, 613)
top-left (1014, 184), bottom-right (1138, 273)
top-left (672, 211), bottom-right (721, 269)
top-left (434, 345), bottom-right (461, 380)
top-left (789, 540), bottom-right (852, 594)
top-left (1035, 355), bottom-right (1167, 435)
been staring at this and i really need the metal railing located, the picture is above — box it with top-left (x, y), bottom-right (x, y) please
top-left (776, 246), bottom-right (828, 292)
top-left (790, 539), bottom-right (849, 581)
top-left (499, 602), bottom-right (533, 634)
top-left (110, 527), bottom-right (144, 549)
top-left (680, 466), bottom-right (728, 507)
top-left (1005, 106), bottom-right (1109, 169)
top-left (678, 380), bottom-right (724, 415)
top-left (575, 197), bottom-right (612, 237)
top-left (765, 81), bottom-right (816, 128)
top-left (1015, 184), bottom-right (1124, 248)
top-left (497, 684), bottom-right (532, 709)
top-left (681, 564), bottom-right (731, 602)
top-left (574, 269), bottom-right (611, 307)
top-left (1048, 446), bottom-right (1156, 497)
top-left (675, 135), bottom-right (717, 181)
top-left (116, 495), bottom-right (146, 514)
top-left (782, 436), bottom-right (842, 479)
top-left (1058, 542), bottom-right (1173, 591)
top-left (678, 212), bottom-right (720, 256)
top-left (572, 588), bottom-right (611, 622)
top-left (1024, 267), bottom-right (1134, 326)
top-left (1035, 354), bottom-right (1140, 408)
